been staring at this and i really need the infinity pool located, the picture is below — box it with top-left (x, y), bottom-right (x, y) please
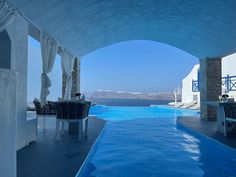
top-left (78, 106), bottom-right (236, 177)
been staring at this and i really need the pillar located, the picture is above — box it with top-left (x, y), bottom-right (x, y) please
top-left (199, 58), bottom-right (222, 120)
top-left (71, 58), bottom-right (81, 98)
top-left (6, 15), bottom-right (28, 150)
top-left (62, 58), bottom-right (80, 98)
top-left (0, 15), bottom-right (28, 150)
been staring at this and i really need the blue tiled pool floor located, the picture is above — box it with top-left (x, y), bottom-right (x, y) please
top-left (78, 106), bottom-right (236, 177)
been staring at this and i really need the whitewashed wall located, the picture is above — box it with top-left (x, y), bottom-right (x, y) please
top-left (222, 53), bottom-right (236, 98)
top-left (0, 69), bottom-right (17, 177)
top-left (0, 15), bottom-right (28, 177)
top-left (182, 53), bottom-right (236, 103)
top-left (6, 15), bottom-right (28, 150)
top-left (182, 64), bottom-right (200, 103)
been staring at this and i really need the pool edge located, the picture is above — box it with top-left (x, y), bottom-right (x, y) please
top-left (176, 116), bottom-right (236, 150)
top-left (75, 118), bottom-right (107, 177)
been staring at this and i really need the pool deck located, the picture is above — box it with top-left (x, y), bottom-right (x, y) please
top-left (17, 116), bottom-right (105, 177)
top-left (177, 116), bottom-right (236, 148)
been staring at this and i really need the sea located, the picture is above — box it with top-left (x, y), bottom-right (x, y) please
top-left (92, 98), bottom-right (173, 106)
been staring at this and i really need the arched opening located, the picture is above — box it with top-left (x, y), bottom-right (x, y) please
top-left (0, 30), bottom-right (11, 69)
top-left (81, 40), bottom-right (198, 106)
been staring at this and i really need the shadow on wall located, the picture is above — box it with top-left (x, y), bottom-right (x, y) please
top-left (0, 31), bottom-right (11, 69)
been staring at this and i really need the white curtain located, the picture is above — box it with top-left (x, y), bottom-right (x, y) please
top-left (0, 0), bottom-right (18, 32)
top-left (40, 31), bottom-right (58, 105)
top-left (61, 49), bottom-right (75, 100)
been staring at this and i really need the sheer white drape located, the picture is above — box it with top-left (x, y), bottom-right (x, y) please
top-left (0, 0), bottom-right (18, 32)
top-left (40, 31), bottom-right (58, 105)
top-left (61, 49), bottom-right (75, 100)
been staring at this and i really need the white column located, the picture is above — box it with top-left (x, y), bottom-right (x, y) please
top-left (6, 15), bottom-right (28, 150)
top-left (0, 69), bottom-right (17, 177)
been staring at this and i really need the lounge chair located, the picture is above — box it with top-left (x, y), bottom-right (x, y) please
top-left (180, 101), bottom-right (197, 109)
top-left (175, 102), bottom-right (184, 108)
top-left (189, 103), bottom-right (200, 110)
top-left (55, 102), bottom-right (90, 141)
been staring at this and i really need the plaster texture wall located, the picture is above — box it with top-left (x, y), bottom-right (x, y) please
top-left (0, 69), bottom-right (17, 177)
top-left (222, 53), bottom-right (236, 98)
top-left (6, 15), bottom-right (28, 150)
top-left (11, 0), bottom-right (236, 58)
top-left (0, 31), bottom-right (11, 69)
top-left (182, 64), bottom-right (200, 103)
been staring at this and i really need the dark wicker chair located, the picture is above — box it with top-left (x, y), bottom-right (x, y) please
top-left (55, 102), bottom-right (90, 141)
top-left (220, 102), bottom-right (236, 136)
top-left (84, 101), bottom-right (91, 116)
top-left (33, 100), bottom-right (56, 130)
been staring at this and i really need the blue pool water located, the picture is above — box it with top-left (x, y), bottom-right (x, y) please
top-left (78, 106), bottom-right (236, 177)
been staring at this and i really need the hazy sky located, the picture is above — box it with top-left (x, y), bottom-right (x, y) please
top-left (27, 37), bottom-right (198, 101)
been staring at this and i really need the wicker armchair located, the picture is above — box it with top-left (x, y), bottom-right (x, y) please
top-left (84, 101), bottom-right (91, 116)
top-left (55, 102), bottom-right (90, 141)
top-left (33, 99), bottom-right (56, 130)
top-left (221, 102), bottom-right (236, 136)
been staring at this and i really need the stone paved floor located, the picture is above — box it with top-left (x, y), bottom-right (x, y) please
top-left (177, 116), bottom-right (236, 148)
top-left (17, 115), bottom-right (105, 177)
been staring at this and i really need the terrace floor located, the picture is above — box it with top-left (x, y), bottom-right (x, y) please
top-left (17, 114), bottom-right (105, 177)
top-left (177, 116), bottom-right (236, 148)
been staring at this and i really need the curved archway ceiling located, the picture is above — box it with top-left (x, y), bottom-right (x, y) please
top-left (12, 0), bottom-right (236, 58)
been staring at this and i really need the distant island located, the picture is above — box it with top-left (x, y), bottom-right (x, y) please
top-left (89, 90), bottom-right (177, 100)
top-left (86, 90), bottom-right (181, 106)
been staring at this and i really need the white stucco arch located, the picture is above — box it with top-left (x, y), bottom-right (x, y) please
top-left (11, 0), bottom-right (236, 58)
